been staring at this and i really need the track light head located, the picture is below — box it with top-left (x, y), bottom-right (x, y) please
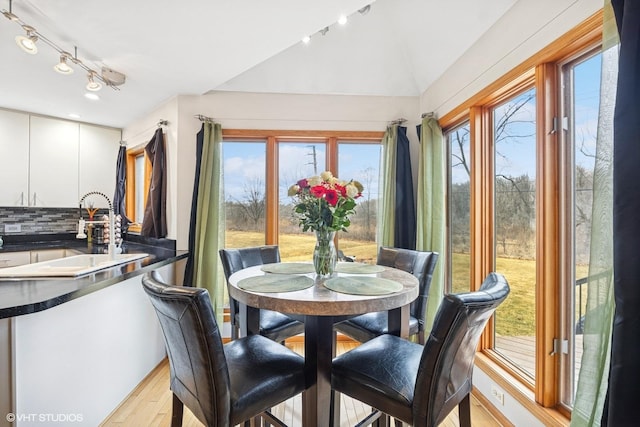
top-left (54, 52), bottom-right (74, 74)
top-left (15, 25), bottom-right (38, 54)
top-left (86, 72), bottom-right (102, 91)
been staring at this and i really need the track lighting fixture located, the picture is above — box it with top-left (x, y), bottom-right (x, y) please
top-left (1, 0), bottom-right (125, 91)
top-left (86, 72), bottom-right (102, 91)
top-left (301, 3), bottom-right (374, 45)
top-left (358, 5), bottom-right (371, 15)
top-left (54, 52), bottom-right (73, 74)
top-left (15, 24), bottom-right (37, 54)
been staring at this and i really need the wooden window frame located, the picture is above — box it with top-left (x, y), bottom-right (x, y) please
top-left (438, 9), bottom-right (603, 420)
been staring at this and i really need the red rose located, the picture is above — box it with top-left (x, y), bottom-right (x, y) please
top-left (310, 186), bottom-right (325, 198)
top-left (297, 178), bottom-right (309, 188)
top-left (325, 189), bottom-right (339, 206)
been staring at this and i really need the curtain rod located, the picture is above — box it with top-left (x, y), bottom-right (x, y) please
top-left (388, 117), bottom-right (407, 126)
top-left (157, 119), bottom-right (168, 127)
top-left (421, 112), bottom-right (436, 119)
top-left (195, 114), bottom-right (215, 122)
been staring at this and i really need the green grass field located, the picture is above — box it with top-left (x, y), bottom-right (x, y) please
top-left (224, 231), bottom-right (587, 337)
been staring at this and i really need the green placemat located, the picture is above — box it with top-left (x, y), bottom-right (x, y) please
top-left (261, 263), bottom-right (315, 274)
top-left (335, 263), bottom-right (385, 274)
top-left (238, 274), bottom-right (314, 293)
top-left (324, 276), bottom-right (403, 296)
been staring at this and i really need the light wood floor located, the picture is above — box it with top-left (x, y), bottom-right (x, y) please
top-left (101, 340), bottom-right (503, 427)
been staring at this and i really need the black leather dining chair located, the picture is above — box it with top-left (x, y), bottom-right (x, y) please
top-left (142, 271), bottom-right (307, 427)
top-left (335, 247), bottom-right (438, 344)
top-left (331, 272), bottom-right (510, 427)
top-left (219, 246), bottom-right (304, 342)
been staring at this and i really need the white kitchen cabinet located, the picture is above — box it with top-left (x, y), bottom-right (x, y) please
top-left (0, 110), bottom-right (30, 206)
top-left (29, 116), bottom-right (79, 207)
top-left (79, 124), bottom-right (120, 202)
top-left (0, 110), bottom-right (121, 208)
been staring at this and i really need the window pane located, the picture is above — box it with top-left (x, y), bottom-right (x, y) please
top-left (492, 88), bottom-right (537, 379)
top-left (337, 142), bottom-right (381, 264)
top-left (447, 122), bottom-right (471, 293)
top-left (278, 142), bottom-right (327, 261)
top-left (134, 154), bottom-right (145, 224)
top-left (222, 141), bottom-right (266, 248)
top-left (565, 51), bottom-right (601, 406)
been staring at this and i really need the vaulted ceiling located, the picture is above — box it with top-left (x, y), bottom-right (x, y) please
top-left (0, 0), bottom-right (517, 128)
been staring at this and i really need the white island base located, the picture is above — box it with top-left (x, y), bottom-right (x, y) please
top-left (8, 264), bottom-right (172, 427)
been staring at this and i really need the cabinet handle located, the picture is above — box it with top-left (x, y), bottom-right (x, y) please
top-left (21, 191), bottom-right (24, 206)
top-left (32, 192), bottom-right (37, 206)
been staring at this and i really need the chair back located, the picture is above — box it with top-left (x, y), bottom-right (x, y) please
top-left (413, 272), bottom-right (509, 426)
top-left (219, 246), bottom-right (280, 323)
top-left (142, 271), bottom-right (231, 426)
top-left (377, 247), bottom-right (439, 328)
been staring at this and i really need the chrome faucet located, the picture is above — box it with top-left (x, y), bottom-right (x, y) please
top-left (77, 191), bottom-right (122, 259)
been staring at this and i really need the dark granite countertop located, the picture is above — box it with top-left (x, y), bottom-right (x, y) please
top-left (0, 236), bottom-right (188, 319)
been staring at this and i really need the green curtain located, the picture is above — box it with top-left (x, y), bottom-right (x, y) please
top-left (416, 117), bottom-right (446, 331)
top-left (378, 125), bottom-right (397, 247)
top-left (570, 2), bottom-right (617, 425)
top-left (192, 122), bottom-right (226, 323)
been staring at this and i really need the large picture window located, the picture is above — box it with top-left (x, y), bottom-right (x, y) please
top-left (221, 130), bottom-right (383, 264)
top-left (439, 11), bottom-right (602, 417)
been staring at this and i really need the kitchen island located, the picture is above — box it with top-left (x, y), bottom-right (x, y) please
top-left (0, 236), bottom-right (188, 427)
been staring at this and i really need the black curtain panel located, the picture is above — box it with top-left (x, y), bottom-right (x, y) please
top-left (112, 145), bottom-right (131, 230)
top-left (394, 126), bottom-right (416, 249)
top-left (603, 1), bottom-right (640, 426)
top-left (183, 124), bottom-right (205, 287)
top-left (141, 128), bottom-right (168, 238)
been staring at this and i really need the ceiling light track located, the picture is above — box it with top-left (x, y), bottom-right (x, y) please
top-left (301, 2), bottom-right (374, 45)
top-left (1, 0), bottom-right (125, 91)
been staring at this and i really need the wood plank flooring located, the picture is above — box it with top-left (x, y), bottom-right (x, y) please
top-left (101, 340), bottom-right (503, 427)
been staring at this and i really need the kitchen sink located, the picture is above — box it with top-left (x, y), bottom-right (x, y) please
top-left (0, 253), bottom-right (149, 278)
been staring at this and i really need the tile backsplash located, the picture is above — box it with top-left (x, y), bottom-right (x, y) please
top-left (0, 207), bottom-right (101, 235)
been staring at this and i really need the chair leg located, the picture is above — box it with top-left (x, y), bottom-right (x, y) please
top-left (418, 329), bottom-right (426, 345)
top-left (232, 323), bottom-right (240, 340)
top-left (458, 393), bottom-right (471, 427)
top-left (170, 393), bottom-right (184, 427)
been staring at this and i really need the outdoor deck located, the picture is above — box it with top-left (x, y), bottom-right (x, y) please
top-left (496, 334), bottom-right (584, 379)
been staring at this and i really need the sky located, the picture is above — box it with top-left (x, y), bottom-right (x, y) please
top-left (222, 141), bottom-right (381, 204)
top-left (450, 50), bottom-right (602, 185)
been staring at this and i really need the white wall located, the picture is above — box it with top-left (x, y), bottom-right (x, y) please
top-left (421, 0), bottom-right (602, 118)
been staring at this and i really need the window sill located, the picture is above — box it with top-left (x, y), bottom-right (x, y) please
top-left (475, 353), bottom-right (570, 427)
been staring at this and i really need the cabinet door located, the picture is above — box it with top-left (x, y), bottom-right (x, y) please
top-left (0, 110), bottom-right (29, 206)
top-left (79, 124), bottom-right (120, 202)
top-left (29, 116), bottom-right (79, 207)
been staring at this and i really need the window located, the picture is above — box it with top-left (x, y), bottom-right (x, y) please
top-left (222, 140), bottom-right (267, 247)
top-left (439, 10), bottom-right (602, 415)
top-left (221, 130), bottom-right (383, 264)
top-left (126, 146), bottom-right (151, 232)
top-left (559, 49), bottom-right (602, 407)
top-left (446, 121), bottom-right (472, 293)
top-left (491, 87), bottom-right (537, 380)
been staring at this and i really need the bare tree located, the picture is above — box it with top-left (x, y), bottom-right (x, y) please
top-left (230, 178), bottom-right (265, 229)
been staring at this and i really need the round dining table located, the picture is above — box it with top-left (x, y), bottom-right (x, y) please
top-left (228, 262), bottom-right (419, 427)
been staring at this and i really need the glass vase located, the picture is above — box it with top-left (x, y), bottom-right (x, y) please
top-left (313, 229), bottom-right (337, 277)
